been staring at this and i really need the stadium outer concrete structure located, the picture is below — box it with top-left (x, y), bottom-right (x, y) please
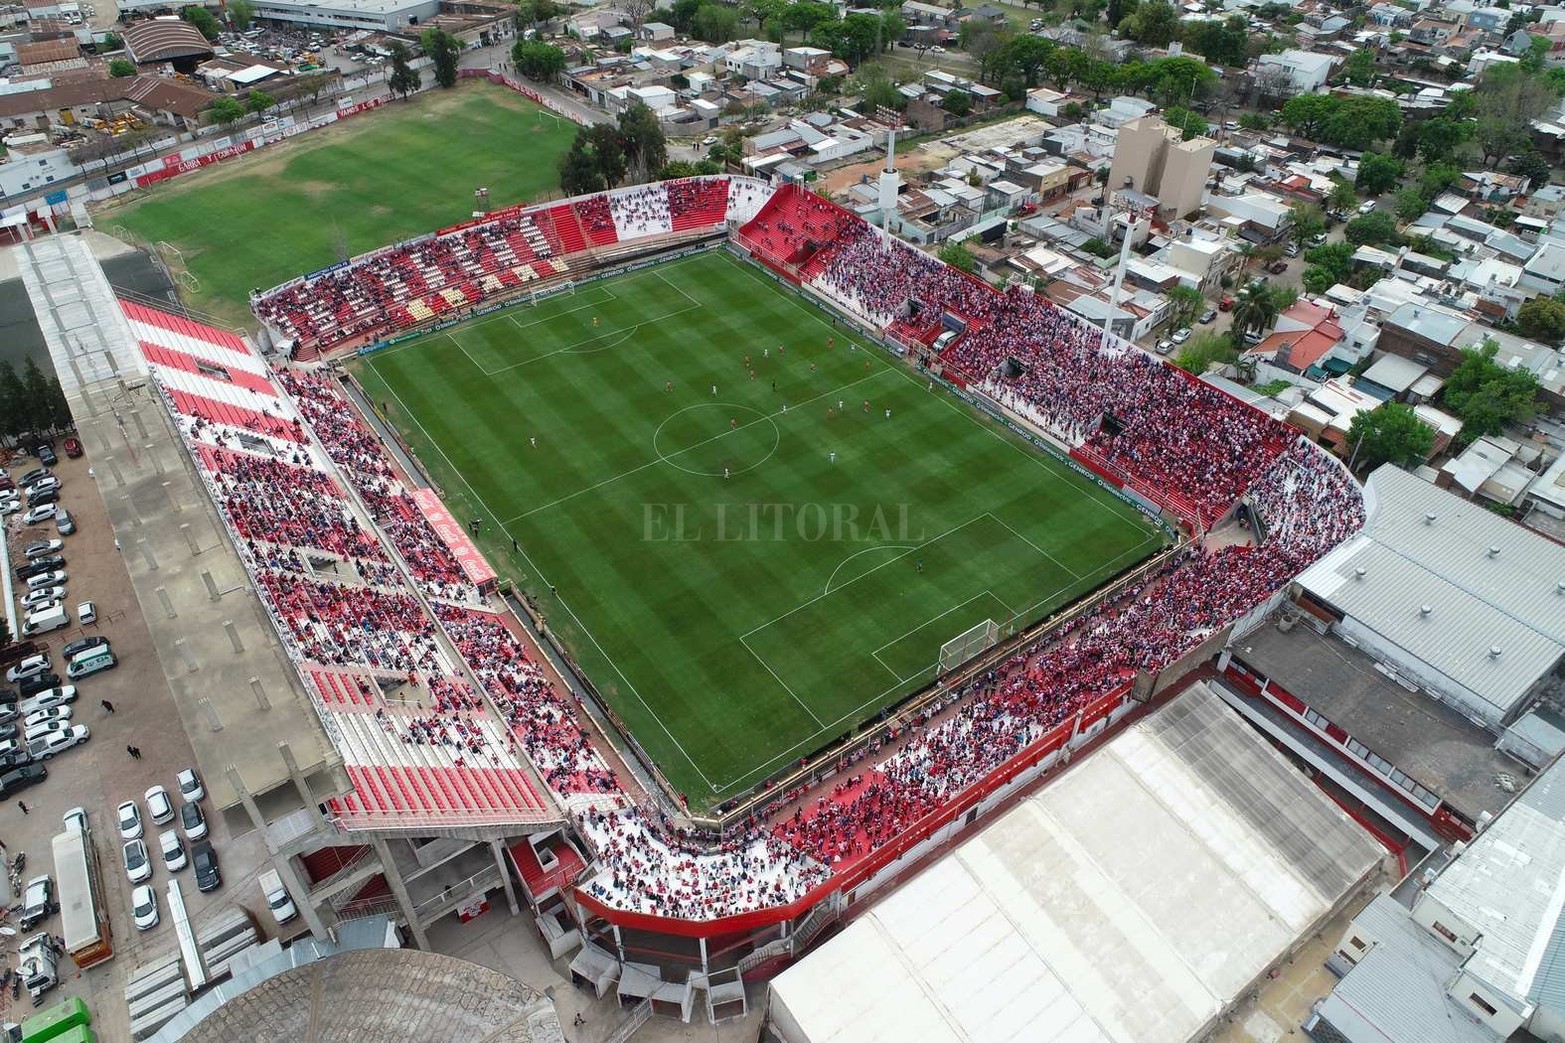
top-left (19, 173), bottom-right (1368, 1030)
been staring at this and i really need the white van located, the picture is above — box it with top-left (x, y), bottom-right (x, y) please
top-left (21, 605), bottom-right (68, 637)
top-left (258, 869), bottom-right (298, 925)
top-left (933, 329), bottom-right (960, 352)
top-left (65, 650), bottom-right (115, 680)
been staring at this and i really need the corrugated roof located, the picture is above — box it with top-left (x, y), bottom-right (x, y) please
top-left (1315, 894), bottom-right (1490, 1043)
top-left (1427, 756), bottom-right (1565, 1008)
top-left (1300, 466), bottom-right (1565, 716)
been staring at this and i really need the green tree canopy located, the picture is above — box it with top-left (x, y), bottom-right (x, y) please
top-left (694, 3), bottom-right (739, 42)
top-left (228, 0), bottom-right (254, 27)
top-left (181, 5), bottom-right (219, 39)
top-left (1346, 403), bottom-right (1435, 473)
top-left (1344, 210), bottom-right (1403, 247)
top-left (206, 96), bottom-right (245, 125)
top-left (941, 89), bottom-right (971, 116)
top-left (1165, 285), bottom-right (1205, 330)
top-left (1517, 297), bottom-right (1565, 346)
top-left (1173, 332), bottom-right (1238, 375)
top-left (108, 58), bottom-right (136, 77)
top-left (513, 40), bottom-right (566, 80)
top-left (1230, 280), bottom-right (1280, 340)
top-left (938, 240), bottom-right (976, 272)
top-left (245, 89), bottom-right (274, 113)
top-left (1355, 153), bottom-right (1405, 196)
top-left (387, 43), bottom-right (421, 99)
top-left (1441, 340), bottom-right (1543, 442)
top-left (617, 101), bottom-right (667, 180)
top-left (420, 27), bottom-right (460, 88)
top-left (1161, 105), bottom-right (1207, 141)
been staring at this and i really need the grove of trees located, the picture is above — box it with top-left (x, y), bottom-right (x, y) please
top-left (558, 102), bottom-right (669, 195)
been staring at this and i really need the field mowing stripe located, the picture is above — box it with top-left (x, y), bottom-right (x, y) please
top-left (984, 510), bottom-right (1081, 581)
top-left (365, 360), bottom-right (721, 794)
top-left (741, 635), bottom-right (825, 726)
top-left (740, 513), bottom-right (989, 640)
top-left (501, 367), bottom-right (892, 525)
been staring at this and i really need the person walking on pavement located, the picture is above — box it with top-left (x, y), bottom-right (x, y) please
top-left (101, 700), bottom-right (115, 713)
top-left (16, 802), bottom-right (27, 815)
top-left (127, 745), bottom-right (141, 759)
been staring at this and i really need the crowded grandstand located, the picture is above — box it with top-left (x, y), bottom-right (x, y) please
top-left (140, 173), bottom-right (1380, 934)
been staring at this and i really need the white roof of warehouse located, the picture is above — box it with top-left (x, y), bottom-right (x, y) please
top-left (1299, 465), bottom-right (1565, 716)
top-left (767, 683), bottom-right (1381, 1043)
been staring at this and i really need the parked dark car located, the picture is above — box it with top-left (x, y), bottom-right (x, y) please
top-left (1267, 260), bottom-right (1288, 274)
top-left (26, 488), bottom-right (58, 509)
top-left (0, 763), bottom-right (47, 798)
top-left (35, 445), bottom-right (56, 467)
top-left (192, 842), bottom-right (221, 892)
top-left (16, 558), bottom-right (64, 580)
top-left (60, 637), bottom-right (109, 660)
top-left (17, 674), bottom-right (61, 699)
top-left (0, 750), bottom-right (33, 771)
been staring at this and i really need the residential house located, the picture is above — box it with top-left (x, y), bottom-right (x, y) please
top-left (1245, 299), bottom-right (1347, 378)
top-left (726, 39), bottom-right (781, 79)
top-left (1368, 3), bottom-right (1413, 28)
top-left (1255, 49), bottom-right (1338, 92)
top-left (1207, 192), bottom-right (1293, 244)
top-left (637, 21), bottom-right (675, 41)
top-left (1521, 241), bottom-right (1565, 297)
top-left (1462, 5), bottom-right (1509, 33)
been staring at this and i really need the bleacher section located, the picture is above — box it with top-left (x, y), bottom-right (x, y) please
top-left (131, 303), bottom-right (558, 830)
top-left (254, 177), bottom-right (772, 358)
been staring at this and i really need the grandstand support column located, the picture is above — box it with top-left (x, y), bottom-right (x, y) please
top-left (227, 766), bottom-right (331, 943)
top-left (278, 741), bottom-right (328, 832)
top-left (489, 838), bottom-right (520, 916)
top-left (371, 836), bottom-right (430, 950)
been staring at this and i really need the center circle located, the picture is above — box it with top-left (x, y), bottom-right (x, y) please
top-left (653, 403), bottom-right (780, 477)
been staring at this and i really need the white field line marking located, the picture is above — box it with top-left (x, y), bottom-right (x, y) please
top-left (741, 635), bottom-right (825, 726)
top-left (870, 589), bottom-right (1008, 683)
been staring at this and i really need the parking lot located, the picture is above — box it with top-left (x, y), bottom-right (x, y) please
top-left (1, 444), bottom-right (270, 1035)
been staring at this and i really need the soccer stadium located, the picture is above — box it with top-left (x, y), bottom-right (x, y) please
top-left (13, 98), bottom-right (1373, 1038)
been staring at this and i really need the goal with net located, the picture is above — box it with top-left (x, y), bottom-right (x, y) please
top-left (939, 618), bottom-right (1001, 675)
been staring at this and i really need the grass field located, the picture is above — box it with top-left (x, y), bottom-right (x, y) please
top-left (106, 83), bottom-right (577, 323)
top-left (352, 251), bottom-right (1167, 806)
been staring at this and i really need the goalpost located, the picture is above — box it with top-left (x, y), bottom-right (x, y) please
top-left (938, 618), bottom-right (1001, 675)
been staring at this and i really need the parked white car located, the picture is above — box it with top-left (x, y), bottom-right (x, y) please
top-left (117, 800), bottom-right (143, 840)
top-left (123, 840), bottom-right (152, 884)
top-left (145, 785), bottom-right (174, 825)
top-left (131, 885), bottom-right (159, 931)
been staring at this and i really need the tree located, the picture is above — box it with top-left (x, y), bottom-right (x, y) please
top-left (1173, 332), bottom-right (1238, 375)
top-left (617, 101), bottom-right (667, 182)
top-left (559, 135), bottom-right (606, 195)
top-left (1341, 48), bottom-right (1376, 87)
top-left (588, 123), bottom-right (629, 186)
top-left (207, 96), bottom-right (245, 125)
top-left (1290, 203), bottom-right (1325, 245)
top-left (1230, 279), bottom-right (1279, 340)
top-left (658, 160), bottom-right (704, 179)
top-left (1281, 94), bottom-right (1336, 139)
top-left (1302, 242), bottom-right (1353, 290)
top-left (421, 28), bottom-right (460, 88)
top-left (1517, 297), bottom-right (1565, 346)
top-left (108, 58), bottom-right (136, 77)
top-left (1473, 63), bottom-right (1561, 168)
top-left (1415, 118), bottom-right (1466, 165)
top-left (1442, 340), bottom-right (1543, 441)
top-left (181, 4), bottom-right (220, 39)
top-left (938, 240), bottom-right (976, 272)
top-left (1394, 186), bottom-right (1429, 222)
top-left (1355, 153), bottom-right (1405, 196)
top-left (1162, 105), bottom-right (1207, 141)
top-left (1105, 0), bottom-right (1138, 28)
top-left (1238, 112), bottom-right (1271, 131)
top-left (227, 0), bottom-right (253, 28)
top-left (388, 43), bottom-right (421, 99)
top-left (1165, 285), bottom-right (1204, 330)
top-left (1119, 0), bottom-right (1179, 46)
top-left (245, 90), bottom-right (274, 113)
top-left (694, 3), bottom-right (739, 42)
top-left (1327, 178), bottom-right (1358, 213)
top-left (513, 40), bottom-right (566, 81)
top-left (1418, 162), bottom-right (1461, 201)
top-left (854, 63), bottom-right (903, 111)
top-left (941, 89), bottom-right (971, 116)
top-left (1346, 403), bottom-right (1435, 473)
top-left (1344, 211), bottom-right (1402, 246)
top-left (1509, 149), bottom-right (1552, 189)
top-left (1144, 56), bottom-right (1216, 107)
top-left (0, 361), bottom-right (33, 439)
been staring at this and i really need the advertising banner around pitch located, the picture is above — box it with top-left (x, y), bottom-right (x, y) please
top-left (410, 489), bottom-right (498, 588)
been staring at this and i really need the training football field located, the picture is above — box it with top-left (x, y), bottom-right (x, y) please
top-left (107, 83), bottom-right (577, 324)
top-left (353, 250), bottom-right (1167, 806)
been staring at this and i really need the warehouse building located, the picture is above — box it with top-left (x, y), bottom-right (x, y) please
top-left (1295, 464), bottom-right (1565, 733)
top-left (249, 0), bottom-right (439, 32)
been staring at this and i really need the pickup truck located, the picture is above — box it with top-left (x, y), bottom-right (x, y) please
top-left (16, 932), bottom-right (58, 1001)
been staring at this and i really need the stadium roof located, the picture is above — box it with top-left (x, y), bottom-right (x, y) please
top-left (767, 683), bottom-right (1381, 1043)
top-left (122, 18), bottom-right (214, 64)
top-left (1298, 464), bottom-right (1565, 720)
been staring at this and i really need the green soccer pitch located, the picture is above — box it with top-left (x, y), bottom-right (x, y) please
top-left (352, 250), bottom-right (1168, 806)
top-left (106, 83), bottom-right (577, 324)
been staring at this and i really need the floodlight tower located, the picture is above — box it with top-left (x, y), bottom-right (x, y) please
top-left (878, 128), bottom-right (901, 237)
top-left (1099, 200), bottom-right (1151, 352)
